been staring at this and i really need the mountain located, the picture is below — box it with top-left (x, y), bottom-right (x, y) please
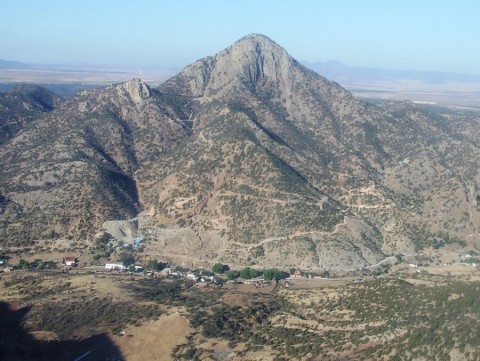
top-left (303, 60), bottom-right (480, 84)
top-left (0, 79), bottom-right (191, 244)
top-left (0, 59), bottom-right (30, 69)
top-left (1, 34), bottom-right (480, 271)
top-left (303, 60), bottom-right (480, 107)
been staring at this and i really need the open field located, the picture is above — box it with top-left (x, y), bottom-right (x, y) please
top-left (348, 79), bottom-right (480, 108)
top-left (0, 67), bottom-right (174, 86)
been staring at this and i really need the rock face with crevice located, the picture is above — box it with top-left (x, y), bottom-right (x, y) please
top-left (1, 34), bottom-right (480, 271)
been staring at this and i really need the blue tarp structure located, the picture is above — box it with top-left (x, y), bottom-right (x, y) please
top-left (133, 237), bottom-right (143, 247)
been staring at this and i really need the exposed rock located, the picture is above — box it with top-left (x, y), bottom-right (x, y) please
top-left (117, 78), bottom-right (150, 104)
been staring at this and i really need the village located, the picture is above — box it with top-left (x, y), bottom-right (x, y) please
top-left (0, 249), bottom-right (302, 290)
top-left (1, 231), bottom-right (480, 291)
top-left (2, 235), bottom-right (480, 361)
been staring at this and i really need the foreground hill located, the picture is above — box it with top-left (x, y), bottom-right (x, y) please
top-left (1, 34), bottom-right (479, 270)
top-left (0, 79), bottom-right (190, 243)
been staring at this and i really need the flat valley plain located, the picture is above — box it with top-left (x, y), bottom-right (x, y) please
top-left (349, 79), bottom-right (480, 109)
top-left (1, 261), bottom-right (480, 361)
top-left (1, 66), bottom-right (480, 109)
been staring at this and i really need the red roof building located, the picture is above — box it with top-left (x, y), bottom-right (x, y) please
top-left (63, 256), bottom-right (77, 266)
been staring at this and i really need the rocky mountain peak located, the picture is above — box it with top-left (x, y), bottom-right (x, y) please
top-left (162, 34), bottom-right (298, 97)
top-left (223, 33), bottom-right (295, 83)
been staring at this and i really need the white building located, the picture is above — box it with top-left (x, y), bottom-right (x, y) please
top-left (63, 256), bottom-right (77, 266)
top-left (105, 262), bottom-right (126, 271)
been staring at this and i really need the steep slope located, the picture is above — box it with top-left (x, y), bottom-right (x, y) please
top-left (0, 79), bottom-right (191, 244)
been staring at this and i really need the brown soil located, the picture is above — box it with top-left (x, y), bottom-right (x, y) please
top-left (113, 312), bottom-right (192, 361)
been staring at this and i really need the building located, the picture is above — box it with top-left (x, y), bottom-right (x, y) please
top-left (133, 237), bottom-right (143, 248)
top-left (63, 256), bottom-right (77, 266)
top-left (105, 262), bottom-right (126, 271)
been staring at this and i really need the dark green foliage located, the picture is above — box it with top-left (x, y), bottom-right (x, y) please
top-left (226, 271), bottom-right (237, 280)
top-left (17, 259), bottom-right (28, 268)
top-left (262, 268), bottom-right (286, 281)
top-left (119, 252), bottom-right (135, 267)
top-left (211, 263), bottom-right (227, 274)
top-left (283, 279), bottom-right (480, 360)
top-left (239, 267), bottom-right (258, 279)
top-left (147, 258), bottom-right (159, 271)
top-left (28, 297), bottom-right (161, 339)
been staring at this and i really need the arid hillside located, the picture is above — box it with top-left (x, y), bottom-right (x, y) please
top-left (1, 34), bottom-right (480, 270)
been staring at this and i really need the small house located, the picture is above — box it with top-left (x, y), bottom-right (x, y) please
top-left (105, 262), bottom-right (126, 271)
top-left (63, 256), bottom-right (77, 266)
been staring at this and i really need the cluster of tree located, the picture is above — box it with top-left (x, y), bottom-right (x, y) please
top-left (17, 258), bottom-right (56, 270)
top-left (211, 264), bottom-right (287, 281)
top-left (263, 268), bottom-right (286, 281)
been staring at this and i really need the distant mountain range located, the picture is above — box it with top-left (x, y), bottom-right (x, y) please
top-left (0, 59), bottom-right (30, 69)
top-left (1, 35), bottom-right (480, 271)
top-left (303, 60), bottom-right (480, 84)
top-left (3, 57), bottom-right (480, 85)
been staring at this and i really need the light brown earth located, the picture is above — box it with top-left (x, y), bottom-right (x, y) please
top-left (112, 312), bottom-right (192, 361)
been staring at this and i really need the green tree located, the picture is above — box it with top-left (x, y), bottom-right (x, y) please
top-left (148, 258), bottom-right (159, 271)
top-left (240, 267), bottom-right (258, 279)
top-left (17, 259), bottom-right (28, 268)
top-left (226, 271), bottom-right (237, 280)
top-left (119, 252), bottom-right (135, 267)
top-left (212, 263), bottom-right (225, 273)
top-left (33, 259), bottom-right (43, 268)
top-left (263, 268), bottom-right (284, 281)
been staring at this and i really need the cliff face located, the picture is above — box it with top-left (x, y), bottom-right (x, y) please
top-left (1, 34), bottom-right (480, 271)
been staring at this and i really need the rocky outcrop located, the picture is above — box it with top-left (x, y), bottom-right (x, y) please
top-left (117, 78), bottom-right (150, 104)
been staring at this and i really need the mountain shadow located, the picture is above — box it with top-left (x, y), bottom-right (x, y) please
top-left (0, 301), bottom-right (124, 361)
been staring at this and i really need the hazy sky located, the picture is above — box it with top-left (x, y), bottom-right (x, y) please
top-left (1, 0), bottom-right (479, 74)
